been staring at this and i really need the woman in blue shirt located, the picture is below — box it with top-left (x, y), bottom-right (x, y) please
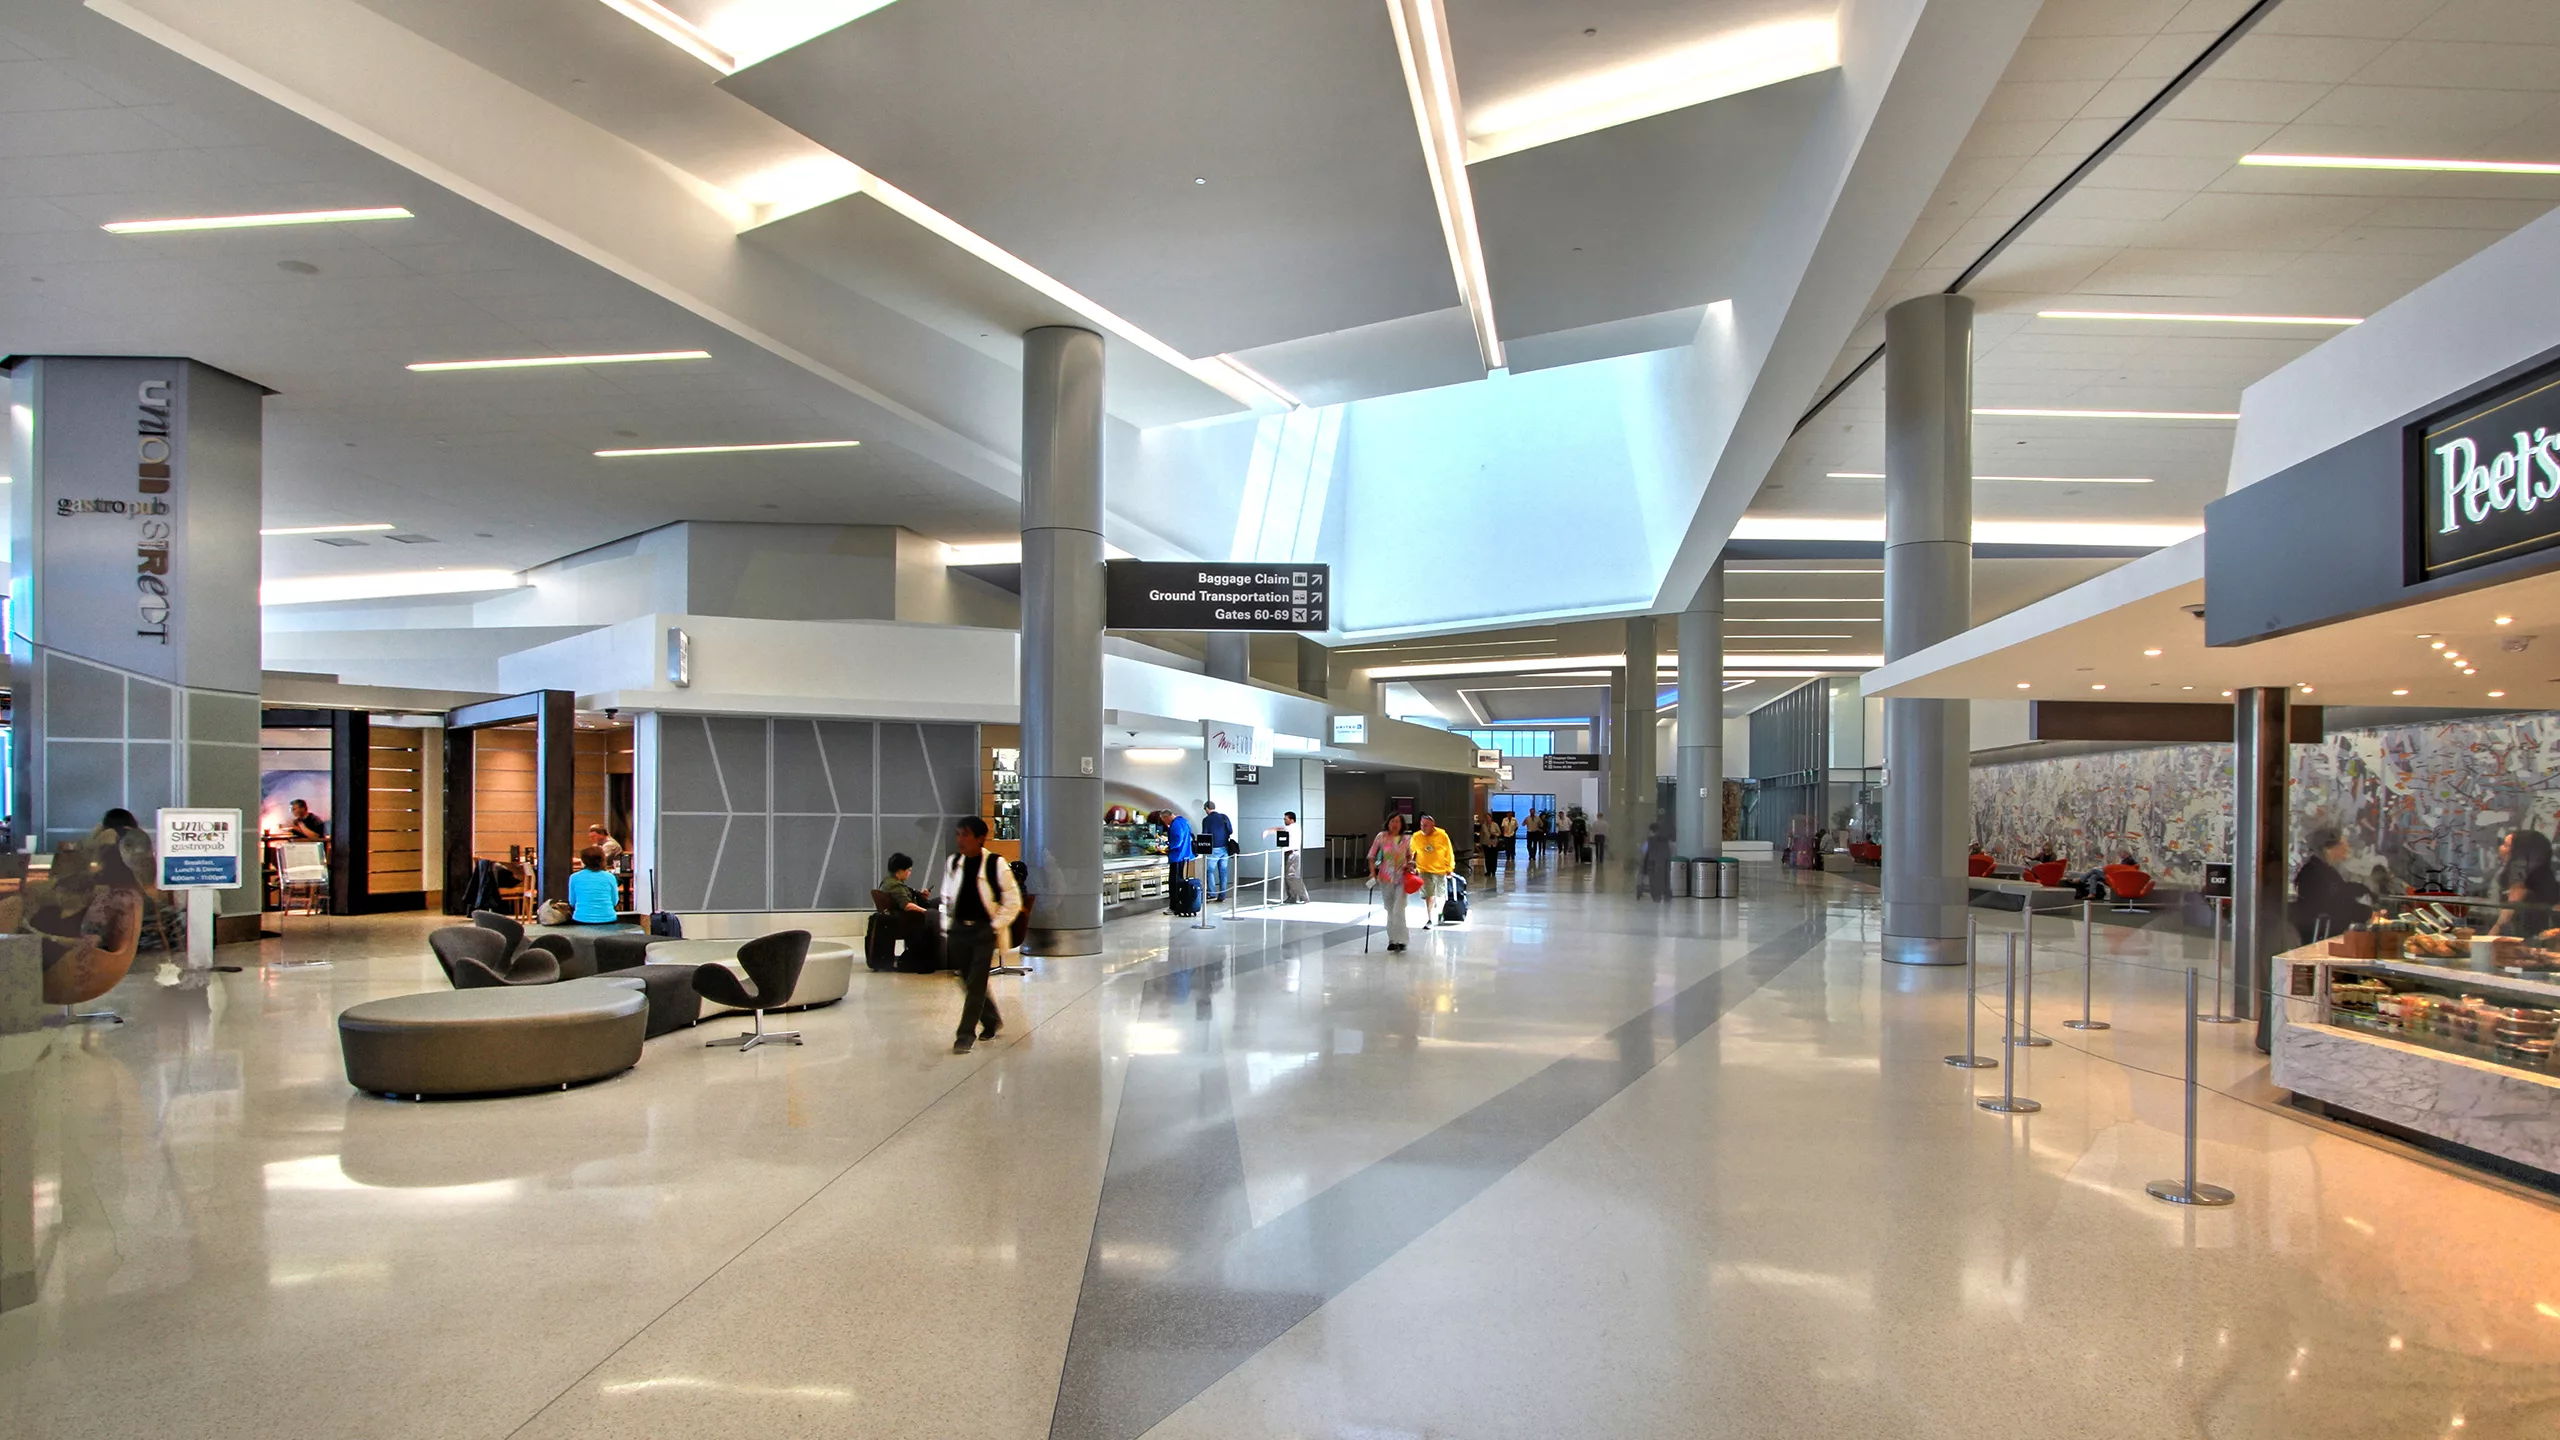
top-left (567, 846), bottom-right (621, 924)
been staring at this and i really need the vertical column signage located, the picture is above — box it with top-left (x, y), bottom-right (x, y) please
top-left (27, 358), bottom-right (188, 679)
top-left (2415, 360), bottom-right (2560, 579)
top-left (1104, 561), bottom-right (1329, 630)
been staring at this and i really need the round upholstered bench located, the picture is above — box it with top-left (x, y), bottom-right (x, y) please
top-left (339, 976), bottom-right (649, 1099)
top-left (645, 938), bottom-right (856, 1012)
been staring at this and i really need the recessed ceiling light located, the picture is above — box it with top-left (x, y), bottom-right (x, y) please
top-left (1823, 472), bottom-right (2153, 484)
top-left (2430, 640), bottom-right (2446, 648)
top-left (2016, 682), bottom-right (2030, 689)
top-left (2392, 689), bottom-right (2410, 696)
top-left (2464, 669), bottom-right (2478, 675)
top-left (2490, 690), bottom-right (2507, 697)
top-left (2299, 685), bottom-right (2314, 693)
top-left (260, 522), bottom-right (397, 537)
top-left (1193, 177), bottom-right (1207, 185)
top-left (260, 568), bottom-right (522, 605)
top-left (103, 205), bottom-right (413, 234)
top-left (2221, 690), bottom-right (2233, 697)
top-left (408, 350), bottom-right (710, 372)
top-left (1974, 407), bottom-right (2240, 421)
top-left (2143, 648), bottom-right (2163, 657)
top-left (2496, 615), bottom-right (2515, 625)
top-left (2241, 153), bottom-right (2560, 176)
top-left (2416, 633), bottom-right (2434, 639)
top-left (2036, 309), bottom-right (2361, 326)
top-left (2091, 683), bottom-right (2106, 691)
top-left (594, 440), bottom-right (861, 458)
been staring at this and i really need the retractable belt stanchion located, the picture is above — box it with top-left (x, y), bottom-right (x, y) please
top-left (1979, 933), bottom-right (2041, 1114)
top-left (2013, 902), bottom-right (2050, 1048)
top-left (2202, 895), bottom-right (2242, 1023)
top-left (2064, 896), bottom-right (2110, 1032)
top-left (1946, 913), bottom-right (1997, 1069)
top-left (2147, 967), bottom-right (2236, 1207)
top-left (1191, 858), bottom-right (1216, 931)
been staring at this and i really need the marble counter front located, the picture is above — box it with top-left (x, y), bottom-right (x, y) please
top-left (2274, 1019), bottom-right (2560, 1174)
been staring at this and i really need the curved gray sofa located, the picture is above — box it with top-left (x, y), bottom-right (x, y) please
top-left (340, 976), bottom-right (648, 1098)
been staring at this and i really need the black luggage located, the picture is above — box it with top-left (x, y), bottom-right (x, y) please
top-left (1170, 876), bottom-right (1203, 917)
top-left (895, 919), bottom-right (944, 974)
top-left (1440, 875), bottom-right (1468, 924)
top-left (864, 913), bottom-right (897, 971)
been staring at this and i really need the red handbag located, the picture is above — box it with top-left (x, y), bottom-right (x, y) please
top-left (1402, 871), bottom-right (1423, 895)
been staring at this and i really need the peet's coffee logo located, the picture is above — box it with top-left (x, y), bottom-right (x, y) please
top-left (2416, 365), bottom-right (2560, 580)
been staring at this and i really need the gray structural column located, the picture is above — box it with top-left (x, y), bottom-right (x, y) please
top-left (1205, 633), bottom-right (1251, 684)
top-left (1019, 327), bottom-right (1107, 955)
top-left (1675, 563), bottom-right (1724, 858)
top-left (2233, 687), bottom-right (2289, 1049)
top-left (1880, 295), bottom-right (1975, 966)
top-left (1614, 615), bottom-right (1659, 877)
top-left (6, 356), bottom-right (262, 928)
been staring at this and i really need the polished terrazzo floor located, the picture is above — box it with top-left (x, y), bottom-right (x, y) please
top-left (5, 864), bottom-right (2558, 1438)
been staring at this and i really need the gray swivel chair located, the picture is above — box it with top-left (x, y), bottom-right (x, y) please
top-left (691, 930), bottom-right (810, 1052)
top-left (429, 925), bottom-right (561, 989)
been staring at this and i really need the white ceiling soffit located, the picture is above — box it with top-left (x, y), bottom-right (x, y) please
top-left (1503, 304), bottom-right (1710, 375)
top-left (1224, 307), bottom-right (1485, 411)
top-left (721, 0), bottom-right (1462, 361)
top-left (742, 193), bottom-right (1237, 430)
top-left (1471, 68), bottom-right (1833, 342)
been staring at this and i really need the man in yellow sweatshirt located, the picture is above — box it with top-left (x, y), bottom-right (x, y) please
top-left (1412, 815), bottom-right (1456, 928)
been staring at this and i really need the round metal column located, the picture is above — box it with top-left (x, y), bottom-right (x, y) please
top-left (1880, 295), bottom-right (1974, 966)
top-left (1020, 327), bottom-right (1106, 955)
top-left (1675, 563), bottom-right (1723, 860)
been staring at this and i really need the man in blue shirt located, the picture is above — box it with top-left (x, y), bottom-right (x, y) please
top-left (1200, 801), bottom-right (1235, 901)
top-left (1165, 809), bottom-right (1194, 913)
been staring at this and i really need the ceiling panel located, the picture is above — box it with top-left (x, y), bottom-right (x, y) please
top-left (1470, 70), bottom-right (1831, 341)
top-left (1225, 306), bottom-right (1484, 410)
top-left (720, 0), bottom-right (1458, 359)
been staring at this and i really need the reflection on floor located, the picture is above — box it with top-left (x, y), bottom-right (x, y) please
top-left (5, 864), bottom-right (2558, 1439)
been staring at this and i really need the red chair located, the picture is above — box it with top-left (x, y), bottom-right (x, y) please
top-left (2025, 860), bottom-right (2067, 888)
top-left (1967, 853), bottom-right (1997, 878)
top-left (2102, 865), bottom-right (2155, 912)
top-left (1849, 841), bottom-right (1882, 865)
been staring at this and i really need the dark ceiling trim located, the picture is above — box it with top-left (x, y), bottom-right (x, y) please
top-left (1790, 0), bottom-right (2288, 436)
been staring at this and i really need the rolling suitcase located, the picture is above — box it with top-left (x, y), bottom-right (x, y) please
top-left (1440, 874), bottom-right (1468, 924)
top-left (1171, 876), bottom-right (1203, 917)
top-left (864, 913), bottom-right (897, 971)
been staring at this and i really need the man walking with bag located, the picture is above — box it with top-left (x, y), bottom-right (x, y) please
top-left (934, 816), bottom-right (1021, 1054)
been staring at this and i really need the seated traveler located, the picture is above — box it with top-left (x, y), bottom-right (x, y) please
top-left (881, 854), bottom-right (933, 913)
top-left (566, 847), bottom-right (621, 925)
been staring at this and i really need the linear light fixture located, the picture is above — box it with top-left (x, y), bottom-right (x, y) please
top-left (1726, 566), bottom-right (1879, 574)
top-left (1387, 0), bottom-right (1502, 369)
top-left (103, 206), bottom-right (412, 235)
top-left (1725, 597), bottom-right (1886, 604)
top-left (1122, 748), bottom-right (1187, 763)
top-left (1727, 615), bottom-right (1881, 622)
top-left (261, 569), bottom-right (522, 606)
top-left (408, 350), bottom-right (710, 372)
top-left (260, 523), bottom-right (396, 537)
top-left (1974, 407), bottom-right (2239, 420)
top-left (1465, 18), bottom-right (1838, 163)
top-left (1825, 472), bottom-right (2153, 484)
top-left (594, 440), bottom-right (861, 458)
top-left (1369, 651), bottom-right (1889, 680)
top-left (1213, 353), bottom-right (1305, 410)
top-left (2241, 153), bottom-right (2560, 176)
top-left (2037, 309), bottom-right (2361, 326)
top-left (1731, 516), bottom-right (2204, 546)
top-left (593, 0), bottom-right (735, 71)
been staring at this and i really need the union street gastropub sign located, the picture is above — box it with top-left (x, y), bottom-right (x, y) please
top-left (2416, 358), bottom-right (2560, 580)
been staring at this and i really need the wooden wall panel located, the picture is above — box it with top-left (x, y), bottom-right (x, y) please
top-left (368, 725), bottom-right (429, 894)
top-left (472, 726), bottom-right (539, 862)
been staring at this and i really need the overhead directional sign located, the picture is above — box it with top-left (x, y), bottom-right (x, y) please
top-left (1105, 561), bottom-right (1329, 631)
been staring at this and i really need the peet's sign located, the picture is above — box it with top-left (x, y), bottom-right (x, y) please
top-left (2416, 362), bottom-right (2560, 579)
top-left (1105, 561), bottom-right (1329, 630)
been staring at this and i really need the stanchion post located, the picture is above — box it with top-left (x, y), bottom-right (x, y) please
top-left (1946, 913), bottom-right (1997, 1068)
top-left (2013, 904), bottom-right (2051, 1047)
top-left (1978, 934), bottom-right (2040, 1114)
top-left (2065, 896), bottom-right (2110, 1031)
top-left (2147, 967), bottom-right (2235, 1206)
top-left (2202, 895), bottom-right (2242, 1023)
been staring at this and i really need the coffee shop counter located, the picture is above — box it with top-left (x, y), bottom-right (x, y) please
top-left (2272, 941), bottom-right (2560, 1175)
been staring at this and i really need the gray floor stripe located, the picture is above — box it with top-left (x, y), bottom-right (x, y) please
top-left (1046, 903), bottom-right (1835, 1440)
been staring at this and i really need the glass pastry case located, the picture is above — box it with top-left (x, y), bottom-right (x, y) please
top-left (2310, 960), bottom-right (2560, 1076)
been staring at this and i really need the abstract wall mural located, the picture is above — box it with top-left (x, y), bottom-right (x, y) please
top-left (1970, 713), bottom-right (2560, 890)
